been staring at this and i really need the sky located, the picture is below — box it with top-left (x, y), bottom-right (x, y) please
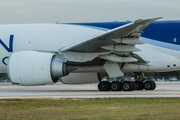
top-left (0, 0), bottom-right (179, 24)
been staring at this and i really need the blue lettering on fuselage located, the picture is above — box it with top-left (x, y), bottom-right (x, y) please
top-left (2, 57), bottom-right (9, 65)
top-left (0, 35), bottom-right (14, 52)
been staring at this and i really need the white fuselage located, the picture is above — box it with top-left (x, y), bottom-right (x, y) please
top-left (1, 24), bottom-right (180, 73)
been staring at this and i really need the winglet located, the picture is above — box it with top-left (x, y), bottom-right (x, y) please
top-left (134, 17), bottom-right (163, 24)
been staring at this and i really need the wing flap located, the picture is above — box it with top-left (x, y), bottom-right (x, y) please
top-left (101, 45), bottom-right (141, 52)
top-left (112, 38), bottom-right (145, 44)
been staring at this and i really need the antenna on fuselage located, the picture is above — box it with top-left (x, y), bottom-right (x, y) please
top-left (56, 20), bottom-right (59, 24)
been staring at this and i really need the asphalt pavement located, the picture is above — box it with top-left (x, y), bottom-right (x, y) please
top-left (0, 82), bottom-right (180, 99)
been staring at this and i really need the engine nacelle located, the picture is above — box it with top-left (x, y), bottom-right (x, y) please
top-left (61, 73), bottom-right (105, 84)
top-left (7, 51), bottom-right (75, 86)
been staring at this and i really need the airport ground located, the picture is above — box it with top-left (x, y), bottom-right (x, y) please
top-left (1, 82), bottom-right (180, 119)
top-left (0, 82), bottom-right (180, 98)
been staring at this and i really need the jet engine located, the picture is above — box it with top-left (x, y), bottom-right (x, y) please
top-left (7, 51), bottom-right (76, 86)
top-left (61, 73), bottom-right (106, 84)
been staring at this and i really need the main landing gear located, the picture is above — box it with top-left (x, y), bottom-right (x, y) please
top-left (98, 72), bottom-right (156, 91)
top-left (98, 80), bottom-right (156, 91)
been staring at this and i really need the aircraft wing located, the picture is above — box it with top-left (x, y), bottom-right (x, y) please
top-left (60, 17), bottom-right (162, 77)
top-left (60, 17), bottom-right (163, 52)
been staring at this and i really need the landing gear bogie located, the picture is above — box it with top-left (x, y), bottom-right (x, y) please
top-left (97, 79), bottom-right (156, 91)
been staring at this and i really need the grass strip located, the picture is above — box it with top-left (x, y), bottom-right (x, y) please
top-left (0, 98), bottom-right (179, 120)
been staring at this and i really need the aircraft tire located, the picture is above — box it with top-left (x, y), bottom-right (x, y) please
top-left (144, 81), bottom-right (154, 90)
top-left (110, 81), bottom-right (121, 91)
top-left (150, 81), bottom-right (156, 90)
top-left (128, 81), bottom-right (135, 91)
top-left (134, 81), bottom-right (143, 90)
top-left (122, 81), bottom-right (133, 91)
top-left (98, 81), bottom-right (110, 91)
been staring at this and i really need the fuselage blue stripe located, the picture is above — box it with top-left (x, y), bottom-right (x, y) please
top-left (66, 20), bottom-right (180, 51)
top-left (140, 37), bottom-right (180, 51)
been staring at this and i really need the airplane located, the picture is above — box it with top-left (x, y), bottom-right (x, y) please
top-left (0, 17), bottom-right (179, 91)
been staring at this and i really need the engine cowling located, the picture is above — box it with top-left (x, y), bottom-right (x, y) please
top-left (60, 73), bottom-right (106, 84)
top-left (7, 51), bottom-right (76, 86)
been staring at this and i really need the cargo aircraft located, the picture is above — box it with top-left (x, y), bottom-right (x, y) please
top-left (0, 17), bottom-right (179, 91)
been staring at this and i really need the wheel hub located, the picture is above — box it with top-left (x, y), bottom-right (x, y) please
top-left (111, 83), bottom-right (118, 90)
top-left (135, 83), bottom-right (139, 89)
top-left (123, 83), bottom-right (130, 90)
top-left (145, 83), bottom-right (151, 89)
top-left (100, 84), bottom-right (106, 89)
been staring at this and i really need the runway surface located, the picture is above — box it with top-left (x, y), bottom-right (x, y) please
top-left (0, 82), bottom-right (180, 99)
